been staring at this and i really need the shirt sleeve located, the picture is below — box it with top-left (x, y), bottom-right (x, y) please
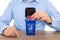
top-left (0, 0), bottom-right (14, 34)
top-left (45, 0), bottom-right (60, 31)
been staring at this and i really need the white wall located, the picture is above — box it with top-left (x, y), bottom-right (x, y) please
top-left (0, 0), bottom-right (60, 31)
top-left (0, 0), bottom-right (11, 16)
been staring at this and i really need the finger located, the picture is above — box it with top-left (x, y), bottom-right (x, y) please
top-left (37, 17), bottom-right (40, 20)
top-left (33, 13), bottom-right (41, 20)
top-left (3, 27), bottom-right (17, 37)
top-left (8, 29), bottom-right (16, 37)
top-left (40, 17), bottom-right (46, 21)
top-left (12, 27), bottom-right (19, 37)
top-left (31, 12), bottom-right (36, 17)
top-left (32, 15), bottom-right (37, 20)
top-left (3, 32), bottom-right (9, 37)
top-left (3, 30), bottom-right (11, 37)
top-left (36, 15), bottom-right (41, 20)
top-left (11, 33), bottom-right (16, 37)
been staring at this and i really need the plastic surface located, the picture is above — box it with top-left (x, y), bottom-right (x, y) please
top-left (25, 20), bottom-right (36, 35)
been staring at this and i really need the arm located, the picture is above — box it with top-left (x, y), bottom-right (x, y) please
top-left (0, 1), bottom-right (14, 34)
top-left (45, 0), bottom-right (60, 31)
top-left (0, 0), bottom-right (19, 37)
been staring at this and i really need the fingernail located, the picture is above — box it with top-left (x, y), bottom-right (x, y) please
top-left (17, 35), bottom-right (19, 37)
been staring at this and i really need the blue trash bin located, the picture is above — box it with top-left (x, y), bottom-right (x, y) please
top-left (25, 20), bottom-right (36, 35)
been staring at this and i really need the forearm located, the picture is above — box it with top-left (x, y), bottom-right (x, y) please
top-left (47, 16), bottom-right (60, 31)
top-left (0, 22), bottom-right (9, 34)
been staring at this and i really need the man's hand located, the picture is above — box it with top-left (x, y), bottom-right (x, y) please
top-left (3, 26), bottom-right (19, 37)
top-left (32, 11), bottom-right (52, 23)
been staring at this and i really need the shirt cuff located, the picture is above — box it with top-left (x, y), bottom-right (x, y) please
top-left (46, 16), bottom-right (60, 31)
top-left (0, 22), bottom-right (9, 34)
top-left (46, 16), bottom-right (52, 25)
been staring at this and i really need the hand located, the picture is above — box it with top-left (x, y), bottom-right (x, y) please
top-left (3, 26), bottom-right (19, 37)
top-left (32, 11), bottom-right (52, 23)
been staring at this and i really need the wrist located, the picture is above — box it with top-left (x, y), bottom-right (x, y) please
top-left (46, 16), bottom-right (52, 24)
top-left (2, 28), bottom-right (7, 35)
